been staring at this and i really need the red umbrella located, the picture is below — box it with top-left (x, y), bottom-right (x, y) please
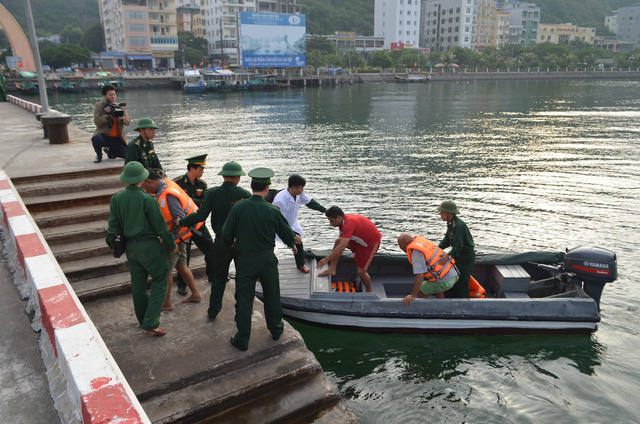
top-left (449, 63), bottom-right (459, 67)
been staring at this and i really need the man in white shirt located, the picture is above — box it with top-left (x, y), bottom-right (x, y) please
top-left (272, 174), bottom-right (326, 273)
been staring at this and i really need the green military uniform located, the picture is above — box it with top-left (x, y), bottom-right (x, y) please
top-left (221, 168), bottom-right (296, 351)
top-left (437, 201), bottom-right (475, 299)
top-left (106, 162), bottom-right (177, 330)
top-left (124, 118), bottom-right (163, 169)
top-left (179, 161), bottom-right (251, 318)
top-left (173, 154), bottom-right (216, 287)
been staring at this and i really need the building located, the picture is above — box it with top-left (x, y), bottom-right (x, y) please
top-left (594, 36), bottom-right (635, 53)
top-left (99, 0), bottom-right (178, 69)
top-left (475, 0), bottom-right (497, 52)
top-left (605, 11), bottom-right (618, 35)
top-left (616, 4), bottom-right (640, 48)
top-left (539, 23), bottom-right (596, 45)
top-left (311, 33), bottom-right (385, 54)
top-left (497, 1), bottom-right (540, 46)
top-left (202, 0), bottom-right (301, 66)
top-left (419, 0), bottom-right (477, 53)
top-left (375, 0), bottom-right (422, 50)
top-left (495, 10), bottom-right (510, 48)
top-left (176, 1), bottom-right (201, 35)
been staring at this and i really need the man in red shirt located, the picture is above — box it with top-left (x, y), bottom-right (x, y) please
top-left (317, 206), bottom-right (381, 292)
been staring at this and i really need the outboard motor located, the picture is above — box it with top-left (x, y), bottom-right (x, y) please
top-left (564, 246), bottom-right (617, 309)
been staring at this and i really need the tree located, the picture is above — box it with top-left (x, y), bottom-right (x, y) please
top-left (60, 24), bottom-right (84, 45)
top-left (83, 23), bottom-right (105, 53)
top-left (306, 36), bottom-right (337, 55)
top-left (342, 50), bottom-right (365, 69)
top-left (368, 50), bottom-right (394, 68)
top-left (40, 43), bottom-right (91, 67)
top-left (175, 32), bottom-right (207, 67)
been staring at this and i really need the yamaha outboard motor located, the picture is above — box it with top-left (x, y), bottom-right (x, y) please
top-left (564, 246), bottom-right (617, 309)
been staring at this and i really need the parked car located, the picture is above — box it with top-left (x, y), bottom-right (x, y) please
top-left (42, 65), bottom-right (52, 73)
top-left (55, 67), bottom-right (72, 73)
top-left (153, 67), bottom-right (167, 72)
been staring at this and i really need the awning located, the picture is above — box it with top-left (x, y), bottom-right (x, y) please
top-left (128, 55), bottom-right (152, 60)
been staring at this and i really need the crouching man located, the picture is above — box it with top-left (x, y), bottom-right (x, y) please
top-left (397, 233), bottom-right (459, 305)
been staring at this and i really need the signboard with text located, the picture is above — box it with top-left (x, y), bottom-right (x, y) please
top-left (238, 12), bottom-right (306, 68)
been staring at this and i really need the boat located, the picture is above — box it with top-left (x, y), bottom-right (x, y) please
top-left (97, 71), bottom-right (125, 90)
top-left (203, 69), bottom-right (250, 92)
top-left (15, 71), bottom-right (43, 94)
top-left (56, 75), bottom-right (87, 92)
top-left (258, 245), bottom-right (617, 334)
top-left (247, 74), bottom-right (280, 90)
top-left (394, 71), bottom-right (432, 83)
top-left (183, 69), bottom-right (205, 92)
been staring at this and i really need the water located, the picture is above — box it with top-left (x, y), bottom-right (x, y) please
top-left (48, 80), bottom-right (640, 423)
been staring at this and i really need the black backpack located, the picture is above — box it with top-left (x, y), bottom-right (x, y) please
top-left (265, 188), bottom-right (284, 203)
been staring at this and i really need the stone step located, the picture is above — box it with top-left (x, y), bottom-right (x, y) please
top-left (13, 173), bottom-right (123, 197)
top-left (40, 221), bottom-right (108, 246)
top-left (31, 204), bottom-right (110, 229)
top-left (10, 165), bottom-right (122, 185)
top-left (140, 337), bottom-right (348, 424)
top-left (21, 187), bottom-right (120, 213)
top-left (50, 238), bottom-right (112, 263)
top-left (69, 255), bottom-right (207, 300)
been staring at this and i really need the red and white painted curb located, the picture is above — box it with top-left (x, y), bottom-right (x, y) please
top-left (7, 94), bottom-right (44, 114)
top-left (0, 169), bottom-right (149, 424)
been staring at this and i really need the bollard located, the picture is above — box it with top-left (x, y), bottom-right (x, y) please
top-left (35, 112), bottom-right (49, 138)
top-left (40, 111), bottom-right (73, 144)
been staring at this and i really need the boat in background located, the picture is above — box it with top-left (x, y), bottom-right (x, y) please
top-left (183, 69), bottom-right (205, 92)
top-left (97, 71), bottom-right (125, 90)
top-left (15, 71), bottom-right (44, 94)
top-left (258, 246), bottom-right (617, 334)
top-left (56, 75), bottom-right (86, 92)
top-left (394, 71), bottom-right (432, 83)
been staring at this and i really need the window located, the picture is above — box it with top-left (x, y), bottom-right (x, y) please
top-left (127, 24), bottom-right (146, 32)
top-left (126, 11), bottom-right (145, 19)
top-left (466, 17), bottom-right (470, 23)
top-left (128, 36), bottom-right (148, 46)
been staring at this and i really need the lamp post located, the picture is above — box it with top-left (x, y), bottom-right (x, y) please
top-left (23, 0), bottom-right (49, 112)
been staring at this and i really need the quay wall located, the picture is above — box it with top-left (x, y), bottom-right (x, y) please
top-left (0, 168), bottom-right (149, 423)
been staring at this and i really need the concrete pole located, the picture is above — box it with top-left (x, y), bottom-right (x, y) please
top-left (23, 0), bottom-right (49, 112)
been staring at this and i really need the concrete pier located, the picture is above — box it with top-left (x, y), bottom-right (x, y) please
top-left (0, 100), bottom-right (357, 423)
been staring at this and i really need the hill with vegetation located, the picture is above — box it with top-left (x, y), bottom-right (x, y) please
top-left (0, 0), bottom-right (100, 36)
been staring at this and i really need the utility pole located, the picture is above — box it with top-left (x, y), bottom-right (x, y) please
top-left (23, 0), bottom-right (49, 112)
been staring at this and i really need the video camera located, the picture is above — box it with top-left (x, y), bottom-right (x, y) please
top-left (104, 101), bottom-right (127, 119)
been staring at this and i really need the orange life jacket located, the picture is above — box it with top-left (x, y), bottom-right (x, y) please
top-left (331, 281), bottom-right (357, 292)
top-left (157, 179), bottom-right (204, 243)
top-left (406, 236), bottom-right (455, 282)
top-left (469, 276), bottom-right (486, 298)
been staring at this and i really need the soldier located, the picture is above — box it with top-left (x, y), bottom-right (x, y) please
top-left (173, 154), bottom-right (216, 295)
top-left (106, 161), bottom-right (177, 336)
top-left (436, 201), bottom-right (476, 299)
top-left (125, 118), bottom-right (163, 170)
top-left (179, 161), bottom-right (250, 319)
top-left (221, 168), bottom-right (297, 351)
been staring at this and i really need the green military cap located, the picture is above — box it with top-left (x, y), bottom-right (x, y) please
top-left (247, 167), bottom-right (274, 184)
top-left (217, 161), bottom-right (245, 176)
top-left (134, 117), bottom-right (159, 131)
top-left (186, 154), bottom-right (207, 168)
top-left (120, 161), bottom-right (149, 184)
top-left (437, 200), bottom-right (460, 215)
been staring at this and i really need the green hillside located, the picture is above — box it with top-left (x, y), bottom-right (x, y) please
top-left (535, 0), bottom-right (638, 24)
top-left (0, 0), bottom-right (100, 36)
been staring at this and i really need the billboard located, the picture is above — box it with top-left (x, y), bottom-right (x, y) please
top-left (238, 12), bottom-right (306, 68)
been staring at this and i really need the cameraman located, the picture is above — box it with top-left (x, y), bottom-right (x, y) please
top-left (91, 84), bottom-right (131, 163)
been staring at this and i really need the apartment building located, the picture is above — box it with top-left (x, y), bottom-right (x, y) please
top-left (202, 0), bottom-right (301, 65)
top-left (539, 23), bottom-right (596, 45)
top-left (99, 0), bottom-right (178, 69)
top-left (176, 1), bottom-right (202, 34)
top-left (419, 0), bottom-right (477, 53)
top-left (375, 0), bottom-right (422, 50)
top-left (605, 11), bottom-right (618, 35)
top-left (475, 0), bottom-right (497, 52)
top-left (616, 4), bottom-right (640, 48)
top-left (497, 1), bottom-right (540, 46)
top-left (495, 10), bottom-right (510, 48)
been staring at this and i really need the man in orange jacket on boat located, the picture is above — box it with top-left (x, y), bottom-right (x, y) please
top-left (397, 233), bottom-right (460, 305)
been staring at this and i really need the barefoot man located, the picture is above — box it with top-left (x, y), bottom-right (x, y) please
top-left (143, 168), bottom-right (204, 309)
top-left (317, 206), bottom-right (381, 293)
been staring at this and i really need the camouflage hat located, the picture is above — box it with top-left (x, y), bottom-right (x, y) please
top-left (186, 154), bottom-right (207, 168)
top-left (134, 117), bottom-right (159, 131)
top-left (437, 200), bottom-right (460, 215)
top-left (217, 161), bottom-right (245, 176)
top-left (120, 161), bottom-right (149, 184)
top-left (248, 167), bottom-right (274, 184)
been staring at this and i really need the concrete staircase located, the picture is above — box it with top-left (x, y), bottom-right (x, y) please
top-left (12, 167), bottom-right (357, 424)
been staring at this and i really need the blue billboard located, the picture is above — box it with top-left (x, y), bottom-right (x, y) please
top-left (238, 12), bottom-right (306, 68)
